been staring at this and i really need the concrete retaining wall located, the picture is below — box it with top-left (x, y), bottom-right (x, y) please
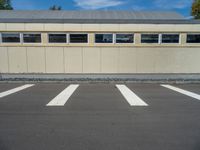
top-left (1, 47), bottom-right (200, 74)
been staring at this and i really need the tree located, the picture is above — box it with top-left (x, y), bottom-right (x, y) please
top-left (49, 5), bottom-right (62, 10)
top-left (0, 0), bottom-right (13, 10)
top-left (191, 0), bottom-right (200, 19)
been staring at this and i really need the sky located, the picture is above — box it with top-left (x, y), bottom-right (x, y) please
top-left (12, 0), bottom-right (193, 17)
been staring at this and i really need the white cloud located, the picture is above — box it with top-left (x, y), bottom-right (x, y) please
top-left (185, 16), bottom-right (194, 19)
top-left (74, 0), bottom-right (124, 9)
top-left (154, 0), bottom-right (192, 9)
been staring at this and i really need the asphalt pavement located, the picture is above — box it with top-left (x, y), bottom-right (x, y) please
top-left (0, 83), bottom-right (200, 150)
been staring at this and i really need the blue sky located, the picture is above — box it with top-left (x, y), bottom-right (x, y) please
top-left (12, 0), bottom-right (193, 17)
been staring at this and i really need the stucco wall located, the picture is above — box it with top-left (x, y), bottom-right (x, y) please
top-left (1, 46), bottom-right (200, 74)
top-left (0, 23), bottom-right (200, 74)
top-left (0, 23), bottom-right (200, 47)
top-left (0, 23), bottom-right (200, 32)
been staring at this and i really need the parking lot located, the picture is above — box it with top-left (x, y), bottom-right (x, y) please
top-left (0, 83), bottom-right (200, 150)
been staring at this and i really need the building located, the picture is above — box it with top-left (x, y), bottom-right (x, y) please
top-left (0, 10), bottom-right (200, 80)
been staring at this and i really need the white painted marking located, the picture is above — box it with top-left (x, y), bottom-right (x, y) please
top-left (116, 84), bottom-right (148, 106)
top-left (0, 84), bottom-right (35, 98)
top-left (46, 84), bottom-right (79, 106)
top-left (161, 84), bottom-right (200, 101)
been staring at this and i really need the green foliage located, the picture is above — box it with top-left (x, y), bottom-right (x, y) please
top-left (49, 5), bottom-right (62, 10)
top-left (0, 0), bottom-right (13, 10)
top-left (192, 0), bottom-right (200, 19)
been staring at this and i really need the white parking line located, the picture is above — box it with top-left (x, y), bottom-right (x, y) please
top-left (0, 84), bottom-right (35, 98)
top-left (46, 84), bottom-right (79, 106)
top-left (116, 84), bottom-right (148, 106)
top-left (161, 84), bottom-right (200, 101)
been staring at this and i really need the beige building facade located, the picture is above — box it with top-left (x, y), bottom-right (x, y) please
top-left (0, 10), bottom-right (200, 78)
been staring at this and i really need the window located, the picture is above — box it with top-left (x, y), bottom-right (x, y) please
top-left (23, 34), bottom-right (41, 43)
top-left (141, 34), bottom-right (159, 43)
top-left (1, 33), bottom-right (20, 43)
top-left (69, 34), bottom-right (88, 43)
top-left (116, 34), bottom-right (134, 43)
top-left (95, 34), bottom-right (113, 43)
top-left (162, 34), bottom-right (179, 43)
top-left (49, 34), bottom-right (67, 43)
top-left (187, 34), bottom-right (200, 43)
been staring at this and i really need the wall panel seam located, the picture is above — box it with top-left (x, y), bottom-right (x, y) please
top-left (118, 47), bottom-right (120, 73)
top-left (26, 47), bottom-right (28, 73)
top-left (44, 47), bottom-right (47, 73)
top-left (100, 48), bottom-right (102, 73)
top-left (7, 47), bottom-right (10, 73)
top-left (81, 47), bottom-right (83, 73)
top-left (63, 47), bottom-right (65, 73)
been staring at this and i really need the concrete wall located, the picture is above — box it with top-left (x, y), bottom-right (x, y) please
top-left (1, 46), bottom-right (200, 74)
top-left (0, 23), bottom-right (199, 32)
top-left (0, 23), bottom-right (200, 74)
top-left (0, 24), bottom-right (200, 47)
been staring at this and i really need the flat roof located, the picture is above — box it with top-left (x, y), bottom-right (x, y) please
top-left (0, 10), bottom-right (200, 24)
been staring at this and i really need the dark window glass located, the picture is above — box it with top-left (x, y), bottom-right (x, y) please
top-left (116, 34), bottom-right (134, 43)
top-left (95, 34), bottom-right (113, 43)
top-left (162, 34), bottom-right (179, 43)
top-left (69, 34), bottom-right (88, 43)
top-left (141, 34), bottom-right (159, 43)
top-left (23, 34), bottom-right (41, 43)
top-left (49, 34), bottom-right (67, 43)
top-left (2, 33), bottom-right (20, 43)
top-left (187, 34), bottom-right (200, 43)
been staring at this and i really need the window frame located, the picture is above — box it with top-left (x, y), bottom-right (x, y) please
top-left (1, 32), bottom-right (21, 44)
top-left (161, 33), bottom-right (180, 44)
top-left (115, 33), bottom-right (135, 44)
top-left (69, 33), bottom-right (89, 44)
top-left (22, 33), bottom-right (42, 44)
top-left (94, 33), bottom-right (114, 44)
top-left (141, 33), bottom-right (160, 44)
top-left (2, 32), bottom-right (199, 46)
top-left (186, 33), bottom-right (200, 44)
top-left (48, 33), bottom-right (68, 44)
